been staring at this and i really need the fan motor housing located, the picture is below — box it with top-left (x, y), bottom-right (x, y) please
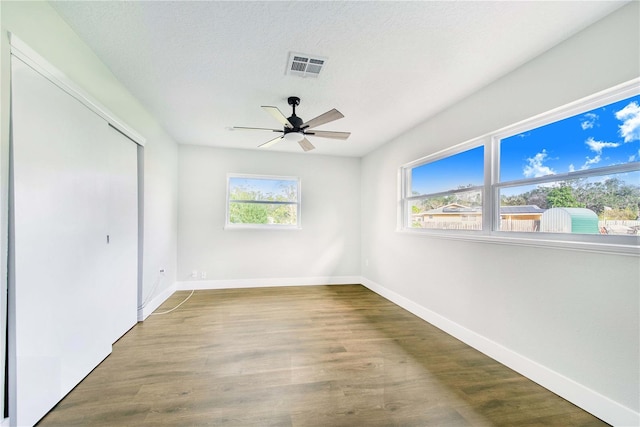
top-left (285, 115), bottom-right (304, 132)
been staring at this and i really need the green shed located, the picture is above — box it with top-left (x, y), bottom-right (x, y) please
top-left (540, 208), bottom-right (599, 234)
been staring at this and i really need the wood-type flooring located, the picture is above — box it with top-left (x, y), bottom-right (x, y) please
top-left (36, 285), bottom-right (609, 426)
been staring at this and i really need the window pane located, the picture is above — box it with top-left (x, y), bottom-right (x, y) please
top-left (410, 146), bottom-right (484, 196)
top-left (229, 177), bottom-right (298, 202)
top-left (229, 202), bottom-right (298, 225)
top-left (499, 171), bottom-right (640, 235)
top-left (500, 94), bottom-right (640, 182)
top-left (227, 175), bottom-right (300, 228)
top-left (409, 189), bottom-right (482, 230)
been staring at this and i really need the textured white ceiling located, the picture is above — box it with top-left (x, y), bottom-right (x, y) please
top-left (51, 1), bottom-right (626, 157)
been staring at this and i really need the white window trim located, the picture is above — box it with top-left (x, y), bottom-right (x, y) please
top-left (225, 173), bottom-right (301, 230)
top-left (398, 77), bottom-right (640, 256)
top-left (399, 141), bottom-right (486, 235)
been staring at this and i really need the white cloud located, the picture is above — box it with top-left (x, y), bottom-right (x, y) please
top-left (585, 137), bottom-right (620, 154)
top-left (615, 101), bottom-right (640, 142)
top-left (580, 112), bottom-right (598, 130)
top-left (581, 154), bottom-right (601, 170)
top-left (568, 164), bottom-right (575, 172)
top-left (630, 149), bottom-right (640, 162)
top-left (523, 150), bottom-right (555, 178)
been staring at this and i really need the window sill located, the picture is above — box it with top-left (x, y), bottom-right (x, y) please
top-left (224, 224), bottom-right (302, 231)
top-left (396, 228), bottom-right (640, 256)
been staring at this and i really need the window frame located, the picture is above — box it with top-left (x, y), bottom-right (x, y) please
top-left (400, 142), bottom-right (486, 234)
top-left (225, 173), bottom-right (301, 230)
top-left (398, 78), bottom-right (640, 255)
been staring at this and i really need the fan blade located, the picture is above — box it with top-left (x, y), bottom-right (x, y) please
top-left (258, 136), bottom-right (283, 148)
top-left (233, 126), bottom-right (283, 132)
top-left (262, 106), bottom-right (294, 129)
top-left (301, 109), bottom-right (344, 130)
top-left (298, 138), bottom-right (315, 152)
top-left (305, 130), bottom-right (350, 140)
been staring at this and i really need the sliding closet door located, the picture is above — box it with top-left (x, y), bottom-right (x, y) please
top-left (103, 127), bottom-right (138, 342)
top-left (11, 57), bottom-right (137, 426)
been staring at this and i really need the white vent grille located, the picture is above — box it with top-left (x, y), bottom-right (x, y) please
top-left (287, 52), bottom-right (326, 78)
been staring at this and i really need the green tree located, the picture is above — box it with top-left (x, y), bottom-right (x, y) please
top-left (229, 182), bottom-right (299, 225)
top-left (229, 202), bottom-right (268, 224)
top-left (572, 177), bottom-right (640, 217)
top-left (501, 194), bottom-right (527, 206)
top-left (501, 186), bottom-right (551, 209)
top-left (265, 182), bottom-right (297, 224)
top-left (500, 178), bottom-right (639, 217)
top-left (604, 207), bottom-right (637, 220)
top-left (268, 204), bottom-right (297, 225)
top-left (546, 185), bottom-right (583, 208)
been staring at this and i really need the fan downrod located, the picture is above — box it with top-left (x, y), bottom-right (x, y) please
top-left (286, 96), bottom-right (303, 129)
top-left (288, 96), bottom-right (301, 118)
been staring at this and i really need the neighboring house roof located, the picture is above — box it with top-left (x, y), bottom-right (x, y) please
top-left (419, 203), bottom-right (481, 215)
top-left (414, 204), bottom-right (546, 217)
top-left (500, 205), bottom-right (545, 215)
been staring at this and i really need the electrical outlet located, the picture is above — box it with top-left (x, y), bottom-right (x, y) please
top-left (191, 270), bottom-right (198, 278)
top-left (201, 271), bottom-right (207, 279)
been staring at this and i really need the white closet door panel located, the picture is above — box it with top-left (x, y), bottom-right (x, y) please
top-left (11, 57), bottom-right (129, 426)
top-left (104, 127), bottom-right (138, 342)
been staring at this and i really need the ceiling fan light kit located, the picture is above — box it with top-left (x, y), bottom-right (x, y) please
top-left (233, 96), bottom-right (350, 152)
top-left (284, 132), bottom-right (305, 142)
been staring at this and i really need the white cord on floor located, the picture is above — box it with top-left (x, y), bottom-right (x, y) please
top-left (150, 289), bottom-right (195, 315)
top-left (138, 274), bottom-right (163, 310)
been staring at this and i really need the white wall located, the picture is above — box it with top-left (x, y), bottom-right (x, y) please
top-left (360, 3), bottom-right (639, 426)
top-left (0, 1), bottom-right (637, 425)
top-left (1, 1), bottom-right (179, 418)
top-left (178, 145), bottom-right (360, 284)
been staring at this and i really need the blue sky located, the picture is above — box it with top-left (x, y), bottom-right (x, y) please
top-left (500, 94), bottom-right (640, 182)
top-left (229, 177), bottom-right (297, 201)
top-left (411, 94), bottom-right (640, 196)
top-left (410, 146), bottom-right (484, 195)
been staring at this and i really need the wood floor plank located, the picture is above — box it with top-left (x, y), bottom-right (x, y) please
top-left (36, 285), bottom-right (609, 426)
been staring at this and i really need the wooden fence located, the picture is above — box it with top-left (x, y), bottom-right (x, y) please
top-left (599, 220), bottom-right (640, 235)
top-left (500, 220), bottom-right (538, 232)
top-left (414, 220), bottom-right (639, 234)
top-left (418, 222), bottom-right (481, 230)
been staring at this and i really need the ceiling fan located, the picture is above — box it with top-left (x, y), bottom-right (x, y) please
top-left (233, 96), bottom-right (350, 152)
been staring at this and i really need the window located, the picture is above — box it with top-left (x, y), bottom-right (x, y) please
top-left (495, 91), bottom-right (640, 237)
top-left (401, 145), bottom-right (484, 231)
top-left (399, 78), bottom-right (640, 250)
top-left (226, 174), bottom-right (300, 229)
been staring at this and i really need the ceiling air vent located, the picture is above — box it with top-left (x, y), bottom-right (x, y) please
top-left (286, 52), bottom-right (327, 78)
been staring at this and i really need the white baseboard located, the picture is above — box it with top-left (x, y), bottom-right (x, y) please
top-left (175, 275), bottom-right (361, 291)
top-left (360, 277), bottom-right (639, 427)
top-left (137, 282), bottom-right (177, 321)
top-left (139, 277), bottom-right (358, 319)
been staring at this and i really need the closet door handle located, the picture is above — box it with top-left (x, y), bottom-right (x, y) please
top-left (107, 235), bottom-right (110, 244)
